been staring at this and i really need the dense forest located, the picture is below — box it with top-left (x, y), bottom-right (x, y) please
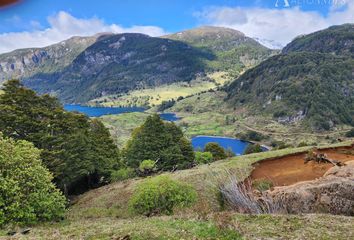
top-left (226, 24), bottom-right (354, 130)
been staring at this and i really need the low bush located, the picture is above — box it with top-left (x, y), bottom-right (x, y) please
top-left (345, 128), bottom-right (354, 137)
top-left (244, 144), bottom-right (263, 155)
top-left (204, 142), bottom-right (227, 160)
top-left (110, 167), bottom-right (136, 181)
top-left (297, 141), bottom-right (309, 147)
top-left (239, 131), bottom-right (266, 142)
top-left (138, 160), bottom-right (157, 176)
top-left (129, 176), bottom-right (197, 216)
top-left (195, 151), bottom-right (213, 164)
top-left (252, 179), bottom-right (274, 192)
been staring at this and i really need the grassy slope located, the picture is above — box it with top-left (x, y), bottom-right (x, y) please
top-left (89, 72), bottom-right (231, 108)
top-left (8, 142), bottom-right (354, 239)
top-left (99, 112), bottom-right (149, 147)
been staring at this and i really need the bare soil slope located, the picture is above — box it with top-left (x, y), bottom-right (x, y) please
top-left (251, 146), bottom-right (354, 186)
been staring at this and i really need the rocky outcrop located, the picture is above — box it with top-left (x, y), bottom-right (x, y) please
top-left (268, 161), bottom-right (354, 216)
top-left (0, 35), bottom-right (98, 83)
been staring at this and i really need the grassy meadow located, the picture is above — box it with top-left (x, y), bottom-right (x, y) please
top-left (89, 72), bottom-right (231, 108)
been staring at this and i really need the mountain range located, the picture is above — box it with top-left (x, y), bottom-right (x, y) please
top-left (0, 26), bottom-right (273, 103)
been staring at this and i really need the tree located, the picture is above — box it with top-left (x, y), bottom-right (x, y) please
top-left (204, 142), bottom-right (227, 160)
top-left (0, 134), bottom-right (66, 226)
top-left (0, 80), bottom-right (120, 194)
top-left (124, 114), bottom-right (194, 170)
top-left (244, 144), bottom-right (263, 155)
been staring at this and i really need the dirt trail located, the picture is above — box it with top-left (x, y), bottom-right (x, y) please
top-left (250, 147), bottom-right (354, 186)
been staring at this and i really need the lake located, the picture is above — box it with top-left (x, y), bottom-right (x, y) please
top-left (64, 105), bottom-right (180, 121)
top-left (64, 105), bottom-right (145, 117)
top-left (191, 136), bottom-right (251, 155)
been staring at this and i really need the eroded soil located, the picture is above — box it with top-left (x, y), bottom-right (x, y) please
top-left (250, 146), bottom-right (354, 186)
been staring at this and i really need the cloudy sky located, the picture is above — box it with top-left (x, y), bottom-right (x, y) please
top-left (0, 0), bottom-right (353, 53)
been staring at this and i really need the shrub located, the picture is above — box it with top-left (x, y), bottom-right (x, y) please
top-left (0, 135), bottom-right (66, 226)
top-left (252, 179), bottom-right (274, 192)
top-left (210, 169), bottom-right (282, 214)
top-left (297, 141), bottom-right (309, 147)
top-left (204, 142), bottom-right (227, 160)
top-left (240, 131), bottom-right (265, 142)
top-left (345, 128), bottom-right (354, 137)
top-left (110, 168), bottom-right (136, 181)
top-left (129, 176), bottom-right (197, 216)
top-left (195, 151), bottom-right (213, 164)
top-left (138, 160), bottom-right (157, 176)
top-left (244, 144), bottom-right (263, 155)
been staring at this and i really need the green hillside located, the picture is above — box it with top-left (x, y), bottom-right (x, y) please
top-left (24, 33), bottom-right (213, 103)
top-left (283, 24), bottom-right (354, 55)
top-left (225, 24), bottom-right (354, 131)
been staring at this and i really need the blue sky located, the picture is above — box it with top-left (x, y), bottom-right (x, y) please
top-left (0, 0), bottom-right (334, 33)
top-left (0, 0), bottom-right (352, 52)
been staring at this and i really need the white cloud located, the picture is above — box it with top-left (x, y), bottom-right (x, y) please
top-left (194, 2), bottom-right (354, 47)
top-left (0, 11), bottom-right (167, 54)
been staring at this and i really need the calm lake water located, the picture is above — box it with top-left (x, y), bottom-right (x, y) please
top-left (64, 105), bottom-right (180, 121)
top-left (64, 105), bottom-right (145, 117)
top-left (191, 136), bottom-right (251, 155)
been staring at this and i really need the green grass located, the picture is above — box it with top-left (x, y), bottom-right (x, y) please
top-left (6, 213), bottom-right (353, 240)
top-left (3, 141), bottom-right (353, 239)
top-left (99, 112), bottom-right (149, 147)
top-left (89, 72), bottom-right (231, 108)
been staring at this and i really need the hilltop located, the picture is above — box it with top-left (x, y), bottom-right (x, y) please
top-left (165, 26), bottom-right (275, 74)
top-left (283, 24), bottom-right (354, 55)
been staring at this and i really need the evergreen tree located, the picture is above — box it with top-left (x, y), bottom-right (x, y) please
top-left (204, 142), bottom-right (227, 160)
top-left (0, 80), bottom-right (120, 194)
top-left (124, 114), bottom-right (194, 170)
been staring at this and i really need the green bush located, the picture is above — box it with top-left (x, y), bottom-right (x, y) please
top-left (244, 144), bottom-right (263, 155)
top-left (129, 176), bottom-right (197, 216)
top-left (138, 160), bottom-right (157, 176)
top-left (345, 128), bottom-right (354, 137)
top-left (204, 142), bottom-right (227, 160)
top-left (0, 135), bottom-right (66, 226)
top-left (252, 179), bottom-right (274, 192)
top-left (195, 151), bottom-right (214, 164)
top-left (110, 167), bottom-right (136, 181)
top-left (297, 141), bottom-right (309, 147)
top-left (139, 160), bottom-right (156, 172)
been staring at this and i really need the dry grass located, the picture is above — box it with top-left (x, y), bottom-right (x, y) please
top-left (69, 142), bottom-right (353, 219)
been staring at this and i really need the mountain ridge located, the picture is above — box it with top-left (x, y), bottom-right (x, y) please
top-left (225, 24), bottom-right (354, 130)
top-left (1, 26), bottom-right (273, 103)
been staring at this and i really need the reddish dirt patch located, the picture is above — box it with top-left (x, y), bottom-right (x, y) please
top-left (250, 146), bottom-right (354, 186)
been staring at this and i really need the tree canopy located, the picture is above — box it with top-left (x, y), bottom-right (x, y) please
top-left (124, 114), bottom-right (194, 170)
top-left (0, 134), bottom-right (66, 226)
top-left (0, 80), bottom-right (120, 194)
